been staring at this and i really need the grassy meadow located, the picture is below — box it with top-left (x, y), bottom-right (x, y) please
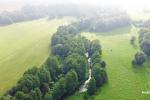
top-left (0, 17), bottom-right (74, 95)
top-left (67, 26), bottom-right (150, 100)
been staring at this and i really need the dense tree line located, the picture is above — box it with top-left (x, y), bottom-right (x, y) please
top-left (139, 29), bottom-right (150, 57)
top-left (1, 20), bottom-right (107, 99)
top-left (0, 4), bottom-right (81, 25)
top-left (0, 5), bottom-right (48, 25)
top-left (132, 27), bottom-right (150, 66)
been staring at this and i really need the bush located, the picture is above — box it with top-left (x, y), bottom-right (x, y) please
top-left (132, 52), bottom-right (146, 66)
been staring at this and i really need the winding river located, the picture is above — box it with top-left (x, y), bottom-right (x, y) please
top-left (79, 53), bottom-right (92, 93)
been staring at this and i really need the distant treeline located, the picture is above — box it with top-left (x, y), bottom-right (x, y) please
top-left (0, 5), bottom-right (48, 25)
top-left (0, 4), bottom-right (95, 25)
top-left (69, 13), bottom-right (130, 32)
top-left (0, 4), bottom-right (130, 32)
top-left (1, 19), bottom-right (107, 100)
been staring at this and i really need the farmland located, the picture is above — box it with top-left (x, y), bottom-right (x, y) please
top-left (0, 17), bottom-right (74, 95)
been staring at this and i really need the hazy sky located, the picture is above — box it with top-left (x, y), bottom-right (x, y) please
top-left (0, 0), bottom-right (150, 11)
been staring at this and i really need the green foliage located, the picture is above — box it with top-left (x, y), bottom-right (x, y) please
top-left (15, 91), bottom-right (27, 100)
top-left (89, 40), bottom-right (101, 57)
top-left (92, 64), bottom-right (107, 87)
top-left (92, 65), bottom-right (103, 87)
top-left (24, 67), bottom-right (39, 76)
top-left (44, 92), bottom-right (52, 100)
top-left (65, 70), bottom-right (78, 95)
top-left (139, 28), bottom-right (150, 56)
top-left (52, 77), bottom-right (66, 100)
top-left (87, 77), bottom-right (96, 95)
top-left (37, 67), bottom-right (51, 84)
top-left (83, 93), bottom-right (89, 100)
top-left (46, 56), bottom-right (60, 81)
top-left (52, 44), bottom-right (68, 57)
top-left (34, 88), bottom-right (42, 100)
top-left (64, 53), bottom-right (87, 82)
top-left (141, 40), bottom-right (150, 56)
top-left (91, 51), bottom-right (101, 66)
top-left (0, 96), bottom-right (15, 100)
top-left (101, 61), bottom-right (106, 68)
top-left (17, 74), bottom-right (40, 93)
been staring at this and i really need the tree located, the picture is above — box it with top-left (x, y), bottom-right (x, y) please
top-left (52, 44), bottom-right (69, 57)
top-left (37, 67), bottom-right (51, 84)
top-left (17, 74), bottom-right (40, 93)
top-left (67, 24), bottom-right (79, 34)
top-left (141, 40), bottom-right (150, 56)
top-left (24, 67), bottom-right (38, 76)
top-left (15, 91), bottom-right (27, 100)
top-left (65, 70), bottom-right (78, 95)
top-left (26, 88), bottom-right (42, 100)
top-left (101, 61), bottom-right (106, 68)
top-left (89, 40), bottom-right (101, 57)
top-left (139, 29), bottom-right (150, 56)
top-left (29, 90), bottom-right (37, 100)
top-left (64, 53), bottom-right (87, 82)
top-left (44, 92), bottom-right (52, 100)
top-left (34, 88), bottom-right (42, 100)
top-left (138, 29), bottom-right (148, 43)
top-left (52, 77), bottom-right (66, 100)
top-left (0, 96), bottom-right (14, 100)
top-left (46, 56), bottom-right (60, 81)
top-left (40, 83), bottom-right (49, 95)
top-left (91, 51), bottom-right (101, 66)
top-left (87, 77), bottom-right (96, 95)
top-left (92, 65), bottom-right (107, 87)
top-left (132, 52), bottom-right (146, 66)
top-left (80, 36), bottom-right (91, 52)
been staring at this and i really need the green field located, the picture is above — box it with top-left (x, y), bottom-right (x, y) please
top-left (0, 17), bottom-right (74, 95)
top-left (68, 26), bottom-right (150, 100)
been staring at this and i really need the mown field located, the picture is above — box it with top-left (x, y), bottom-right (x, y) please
top-left (0, 17), bottom-right (74, 95)
top-left (67, 26), bottom-right (150, 100)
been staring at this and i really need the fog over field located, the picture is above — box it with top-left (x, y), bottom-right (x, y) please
top-left (1, 0), bottom-right (150, 12)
